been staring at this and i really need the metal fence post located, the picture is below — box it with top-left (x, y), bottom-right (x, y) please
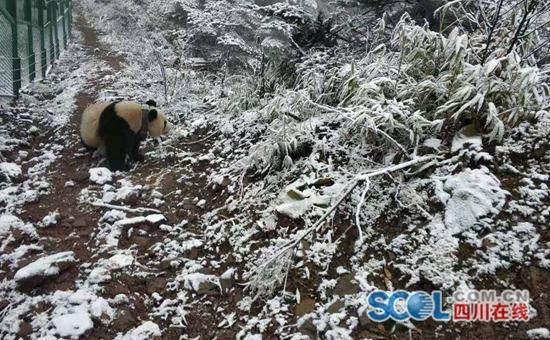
top-left (59, 0), bottom-right (66, 47)
top-left (48, 1), bottom-right (55, 63)
top-left (67, 0), bottom-right (72, 36)
top-left (25, 0), bottom-right (36, 81)
top-left (6, 0), bottom-right (20, 96)
top-left (51, 0), bottom-right (59, 58)
top-left (38, 0), bottom-right (47, 78)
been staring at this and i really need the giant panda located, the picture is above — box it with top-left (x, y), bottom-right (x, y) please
top-left (80, 100), bottom-right (170, 171)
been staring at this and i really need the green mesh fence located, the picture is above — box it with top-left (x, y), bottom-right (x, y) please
top-left (0, 10), bottom-right (14, 97)
top-left (0, 0), bottom-right (72, 99)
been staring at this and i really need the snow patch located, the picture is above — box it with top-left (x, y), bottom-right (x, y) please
top-left (442, 167), bottom-right (508, 234)
top-left (527, 328), bottom-right (550, 339)
top-left (0, 162), bottom-right (22, 181)
top-left (51, 313), bottom-right (93, 338)
top-left (116, 321), bottom-right (161, 340)
top-left (89, 167), bottom-right (113, 184)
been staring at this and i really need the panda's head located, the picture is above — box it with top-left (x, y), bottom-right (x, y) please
top-left (145, 100), bottom-right (170, 137)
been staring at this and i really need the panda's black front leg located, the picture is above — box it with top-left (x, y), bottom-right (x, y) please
top-left (129, 136), bottom-right (145, 162)
top-left (105, 135), bottom-right (129, 171)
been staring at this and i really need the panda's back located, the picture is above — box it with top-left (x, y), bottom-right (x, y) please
top-left (111, 101), bottom-right (142, 133)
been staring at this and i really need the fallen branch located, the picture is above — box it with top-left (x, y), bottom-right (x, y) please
top-left (90, 201), bottom-right (161, 214)
top-left (246, 155), bottom-right (438, 280)
top-left (355, 178), bottom-right (371, 242)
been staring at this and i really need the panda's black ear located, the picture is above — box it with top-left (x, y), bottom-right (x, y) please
top-left (146, 100), bottom-right (157, 107)
top-left (148, 109), bottom-right (158, 122)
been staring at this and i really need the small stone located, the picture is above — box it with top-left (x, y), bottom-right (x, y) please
top-left (219, 270), bottom-right (234, 293)
top-left (297, 318), bottom-right (316, 339)
top-left (183, 247), bottom-right (199, 260)
top-left (122, 191), bottom-right (140, 205)
top-left (159, 260), bottom-right (173, 271)
top-left (112, 308), bottom-right (137, 333)
top-left (0, 299), bottom-right (9, 311)
top-left (333, 273), bottom-right (359, 296)
top-left (116, 216), bottom-right (146, 227)
top-left (89, 167), bottom-right (112, 184)
top-left (73, 217), bottom-right (87, 228)
top-left (18, 322), bottom-right (33, 337)
top-left (61, 216), bottom-right (75, 228)
top-left (327, 299), bottom-right (345, 313)
top-left (131, 236), bottom-right (152, 248)
top-left (359, 311), bottom-right (371, 327)
top-left (295, 298), bottom-right (316, 317)
top-left (146, 277), bottom-right (167, 295)
top-left (145, 214), bottom-right (166, 226)
top-left (104, 282), bottom-right (130, 298)
top-left (196, 280), bottom-right (219, 295)
top-left (73, 171), bottom-right (89, 183)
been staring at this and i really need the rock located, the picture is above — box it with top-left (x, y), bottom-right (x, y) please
top-left (89, 167), bottom-right (112, 184)
top-left (119, 321), bottom-right (161, 339)
top-left (197, 280), bottom-right (220, 295)
top-left (73, 217), bottom-right (87, 228)
top-left (61, 216), bottom-right (75, 228)
top-left (122, 191), bottom-right (140, 205)
top-left (145, 214), bottom-right (166, 226)
top-left (131, 236), bottom-right (152, 248)
top-left (297, 318), bottom-right (316, 339)
top-left (327, 299), bottom-right (345, 313)
top-left (159, 259), bottom-right (176, 271)
top-left (17, 322), bottom-right (33, 337)
top-left (14, 251), bottom-right (75, 291)
top-left (77, 227), bottom-right (92, 237)
top-left (295, 298), bottom-right (316, 317)
top-left (116, 216), bottom-right (146, 227)
top-left (0, 299), bottom-right (9, 311)
top-left (359, 310), bottom-right (371, 327)
top-left (146, 277), bottom-right (167, 295)
top-left (73, 171), bottom-right (89, 183)
top-left (216, 330), bottom-right (237, 339)
top-left (183, 272), bottom-right (219, 295)
top-left (33, 301), bottom-right (50, 314)
top-left (333, 273), bottom-right (359, 296)
top-left (184, 247), bottom-right (199, 260)
top-left (310, 177), bottom-right (333, 188)
top-left (219, 268), bottom-right (235, 293)
top-left (112, 308), bottom-right (137, 333)
top-left (287, 188), bottom-right (308, 200)
top-left (104, 282), bottom-right (131, 298)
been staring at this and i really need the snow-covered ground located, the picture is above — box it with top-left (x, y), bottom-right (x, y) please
top-left (0, 1), bottom-right (549, 339)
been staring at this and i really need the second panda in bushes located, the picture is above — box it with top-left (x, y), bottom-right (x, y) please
top-left (80, 100), bottom-right (170, 171)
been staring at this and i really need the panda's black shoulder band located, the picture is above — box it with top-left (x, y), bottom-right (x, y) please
top-left (138, 108), bottom-right (150, 140)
